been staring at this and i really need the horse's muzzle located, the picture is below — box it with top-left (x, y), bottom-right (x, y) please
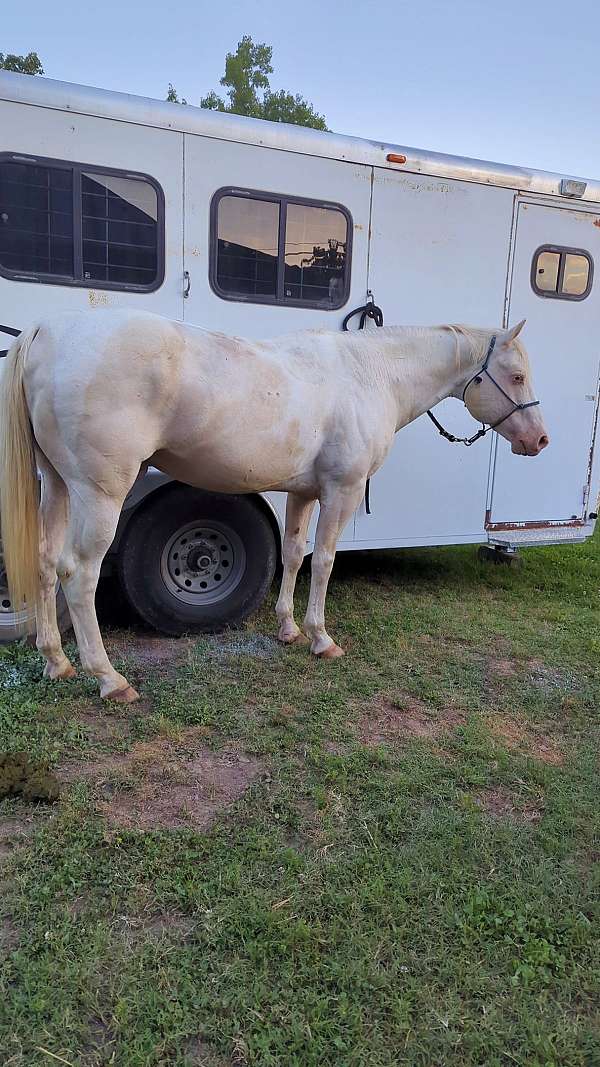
top-left (511, 433), bottom-right (550, 457)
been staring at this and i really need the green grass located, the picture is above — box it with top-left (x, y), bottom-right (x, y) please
top-left (1, 534), bottom-right (599, 1066)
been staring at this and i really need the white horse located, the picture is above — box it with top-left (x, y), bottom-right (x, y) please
top-left (0, 310), bottom-right (548, 702)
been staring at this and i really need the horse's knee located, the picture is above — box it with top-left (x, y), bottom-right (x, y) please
top-left (283, 538), bottom-right (304, 571)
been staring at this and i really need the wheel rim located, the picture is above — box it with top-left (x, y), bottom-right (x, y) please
top-left (160, 520), bottom-right (246, 606)
top-left (0, 552), bottom-right (34, 632)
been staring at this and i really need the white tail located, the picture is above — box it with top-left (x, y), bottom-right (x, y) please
top-left (0, 327), bottom-right (40, 623)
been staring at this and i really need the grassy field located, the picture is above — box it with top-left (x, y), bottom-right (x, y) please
top-left (0, 533), bottom-right (599, 1066)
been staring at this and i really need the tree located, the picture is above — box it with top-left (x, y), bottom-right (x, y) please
top-left (166, 82), bottom-right (187, 105)
top-left (0, 51), bottom-right (44, 75)
top-left (168, 36), bottom-right (327, 130)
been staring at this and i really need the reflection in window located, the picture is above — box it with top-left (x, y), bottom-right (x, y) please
top-left (0, 161), bottom-right (74, 276)
top-left (0, 156), bottom-right (163, 290)
top-left (216, 195), bottom-right (279, 297)
top-left (82, 173), bottom-right (158, 286)
top-left (283, 203), bottom-right (348, 304)
top-left (212, 189), bottom-right (351, 308)
top-left (562, 253), bottom-right (590, 296)
top-left (532, 245), bottom-right (592, 300)
top-left (534, 250), bottom-right (560, 293)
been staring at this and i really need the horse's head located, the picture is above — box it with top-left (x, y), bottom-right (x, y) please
top-left (463, 320), bottom-right (549, 456)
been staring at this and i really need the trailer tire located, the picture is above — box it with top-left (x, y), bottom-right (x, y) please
top-left (117, 485), bottom-right (277, 636)
top-left (0, 560), bottom-right (70, 644)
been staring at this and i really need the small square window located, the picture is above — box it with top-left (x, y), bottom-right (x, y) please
top-left (531, 245), bottom-right (592, 300)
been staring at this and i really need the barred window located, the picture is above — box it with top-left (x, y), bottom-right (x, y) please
top-left (211, 188), bottom-right (351, 309)
top-left (0, 155), bottom-right (164, 291)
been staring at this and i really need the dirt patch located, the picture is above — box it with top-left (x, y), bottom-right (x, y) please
top-left (58, 729), bottom-right (264, 832)
top-left (72, 705), bottom-right (137, 746)
top-left (83, 1014), bottom-right (117, 1065)
top-left (0, 915), bottom-right (19, 955)
top-left (526, 660), bottom-right (579, 694)
top-left (116, 911), bottom-right (197, 945)
top-left (0, 809), bottom-right (40, 863)
top-left (358, 693), bottom-right (466, 747)
top-left (208, 633), bottom-right (282, 661)
top-left (474, 786), bottom-right (543, 822)
top-left (486, 656), bottom-right (518, 679)
top-left (489, 716), bottom-right (565, 766)
top-left (323, 740), bottom-right (352, 756)
top-left (105, 631), bottom-right (195, 671)
top-left (183, 1036), bottom-right (232, 1067)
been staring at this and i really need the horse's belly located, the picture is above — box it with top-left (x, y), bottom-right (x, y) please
top-left (152, 439), bottom-right (316, 495)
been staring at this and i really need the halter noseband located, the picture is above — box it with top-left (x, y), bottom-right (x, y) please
top-left (426, 334), bottom-right (540, 447)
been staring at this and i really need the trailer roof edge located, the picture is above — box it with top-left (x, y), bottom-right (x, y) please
top-left (2, 71), bottom-right (599, 204)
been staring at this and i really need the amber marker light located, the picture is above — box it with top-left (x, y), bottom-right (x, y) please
top-left (386, 153), bottom-right (407, 164)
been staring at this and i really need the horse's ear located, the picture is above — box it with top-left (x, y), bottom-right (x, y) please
top-left (504, 319), bottom-right (526, 344)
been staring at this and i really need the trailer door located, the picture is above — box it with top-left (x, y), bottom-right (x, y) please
top-left (489, 200), bottom-right (600, 527)
top-left (354, 168), bottom-right (515, 548)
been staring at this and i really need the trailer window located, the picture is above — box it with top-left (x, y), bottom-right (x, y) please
top-left (531, 244), bottom-right (592, 300)
top-left (0, 154), bottom-right (164, 292)
top-left (211, 188), bottom-right (351, 309)
top-left (0, 161), bottom-right (74, 277)
top-left (215, 195), bottom-right (279, 298)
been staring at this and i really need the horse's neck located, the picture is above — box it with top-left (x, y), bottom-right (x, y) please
top-left (377, 328), bottom-right (474, 428)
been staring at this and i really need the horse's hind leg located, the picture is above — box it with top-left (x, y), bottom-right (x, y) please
top-left (303, 482), bottom-right (365, 658)
top-left (58, 484), bottom-right (138, 702)
top-left (35, 450), bottom-right (75, 681)
top-left (275, 493), bottom-right (315, 643)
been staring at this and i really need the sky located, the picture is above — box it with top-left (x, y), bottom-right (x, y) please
top-left (3, 0), bottom-right (600, 179)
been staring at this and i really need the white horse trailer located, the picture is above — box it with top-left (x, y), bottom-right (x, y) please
top-left (0, 71), bottom-right (599, 638)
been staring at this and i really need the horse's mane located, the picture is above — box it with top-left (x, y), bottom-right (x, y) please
top-left (358, 323), bottom-right (497, 371)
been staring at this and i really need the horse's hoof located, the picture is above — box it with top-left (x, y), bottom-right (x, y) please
top-left (43, 661), bottom-right (76, 681)
top-left (105, 684), bottom-right (140, 703)
top-left (315, 642), bottom-right (345, 659)
top-left (278, 631), bottom-right (308, 645)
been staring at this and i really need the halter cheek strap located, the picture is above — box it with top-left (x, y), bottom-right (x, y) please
top-left (427, 334), bottom-right (540, 447)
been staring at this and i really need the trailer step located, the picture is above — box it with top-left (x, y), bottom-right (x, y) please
top-left (488, 524), bottom-right (591, 548)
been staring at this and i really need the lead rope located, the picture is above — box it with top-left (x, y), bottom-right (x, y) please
top-left (342, 294), bottom-right (385, 514)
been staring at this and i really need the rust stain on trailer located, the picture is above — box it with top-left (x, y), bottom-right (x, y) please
top-left (485, 515), bottom-right (585, 531)
top-left (88, 290), bottom-right (110, 308)
top-left (594, 219), bottom-right (600, 227)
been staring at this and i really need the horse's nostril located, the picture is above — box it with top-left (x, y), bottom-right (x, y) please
top-left (538, 434), bottom-right (549, 450)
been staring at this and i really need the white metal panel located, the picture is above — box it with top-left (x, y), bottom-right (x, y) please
top-left (489, 200), bottom-right (600, 524)
top-left (355, 169), bottom-right (515, 544)
top-left (4, 72), bottom-right (600, 207)
top-left (183, 136), bottom-right (372, 546)
top-left (0, 99), bottom-right (184, 330)
top-left (183, 134), bottom-right (371, 338)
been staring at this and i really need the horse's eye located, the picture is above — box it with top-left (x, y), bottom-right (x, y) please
top-left (513, 374), bottom-right (525, 385)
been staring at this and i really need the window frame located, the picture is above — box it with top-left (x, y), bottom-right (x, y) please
top-left (209, 186), bottom-right (353, 310)
top-left (531, 243), bottom-right (593, 302)
top-left (0, 152), bottom-right (165, 293)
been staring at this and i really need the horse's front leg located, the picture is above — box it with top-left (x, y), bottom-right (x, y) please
top-left (303, 482), bottom-right (365, 658)
top-left (275, 492), bottom-right (316, 643)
